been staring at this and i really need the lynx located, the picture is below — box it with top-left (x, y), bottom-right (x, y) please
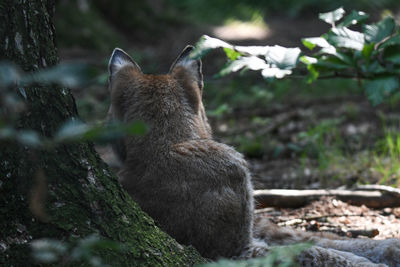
top-left (107, 46), bottom-right (400, 266)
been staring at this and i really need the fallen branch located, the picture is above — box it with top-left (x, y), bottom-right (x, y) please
top-left (354, 184), bottom-right (400, 195)
top-left (254, 189), bottom-right (400, 209)
top-left (346, 229), bottom-right (379, 238)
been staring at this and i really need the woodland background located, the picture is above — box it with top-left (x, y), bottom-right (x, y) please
top-left (1, 0), bottom-right (400, 266)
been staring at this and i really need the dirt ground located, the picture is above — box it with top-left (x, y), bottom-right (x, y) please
top-left (256, 197), bottom-right (400, 240)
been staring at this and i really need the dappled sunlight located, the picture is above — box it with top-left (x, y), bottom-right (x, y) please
top-left (212, 12), bottom-right (269, 41)
top-left (212, 20), bottom-right (270, 41)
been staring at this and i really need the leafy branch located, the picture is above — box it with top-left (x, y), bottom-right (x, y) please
top-left (0, 62), bottom-right (146, 149)
top-left (191, 7), bottom-right (400, 106)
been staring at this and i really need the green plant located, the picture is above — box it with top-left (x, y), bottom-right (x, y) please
top-left (31, 234), bottom-right (125, 266)
top-left (200, 243), bottom-right (311, 267)
top-left (191, 8), bottom-right (400, 106)
top-left (372, 131), bottom-right (400, 185)
top-left (0, 62), bottom-right (146, 149)
top-left (298, 119), bottom-right (344, 170)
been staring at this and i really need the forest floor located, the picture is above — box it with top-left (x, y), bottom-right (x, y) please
top-left (62, 13), bottom-right (400, 241)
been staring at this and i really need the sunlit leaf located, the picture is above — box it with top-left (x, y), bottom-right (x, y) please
top-left (223, 48), bottom-right (241, 60)
top-left (261, 68), bottom-right (292, 79)
top-left (363, 16), bottom-right (396, 44)
top-left (338, 10), bottom-right (369, 27)
top-left (299, 56), bottom-right (318, 65)
top-left (216, 56), bottom-right (269, 77)
top-left (302, 37), bottom-right (331, 50)
top-left (319, 46), bottom-right (338, 55)
top-left (365, 76), bottom-right (399, 105)
top-left (233, 45), bottom-right (270, 56)
top-left (319, 7), bottom-right (345, 25)
top-left (190, 35), bottom-right (233, 59)
top-left (327, 27), bottom-right (365, 50)
top-left (265, 46), bottom-right (301, 70)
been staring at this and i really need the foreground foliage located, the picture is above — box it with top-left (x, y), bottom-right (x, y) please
top-left (192, 8), bottom-right (400, 106)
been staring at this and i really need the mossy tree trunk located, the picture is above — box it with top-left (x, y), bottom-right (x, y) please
top-left (0, 0), bottom-right (205, 265)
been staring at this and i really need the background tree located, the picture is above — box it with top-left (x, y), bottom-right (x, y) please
top-left (0, 0), bottom-right (205, 265)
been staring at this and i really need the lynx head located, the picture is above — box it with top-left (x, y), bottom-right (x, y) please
top-left (108, 46), bottom-right (211, 144)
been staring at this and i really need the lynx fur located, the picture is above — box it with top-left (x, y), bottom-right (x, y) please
top-left (107, 46), bottom-right (400, 266)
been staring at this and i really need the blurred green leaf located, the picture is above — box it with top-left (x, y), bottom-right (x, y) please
top-left (55, 120), bottom-right (90, 141)
top-left (0, 61), bottom-right (20, 87)
top-left (201, 243), bottom-right (311, 267)
top-left (208, 103), bottom-right (230, 118)
top-left (361, 43), bottom-right (375, 60)
top-left (338, 10), bottom-right (369, 27)
top-left (0, 127), bottom-right (16, 139)
top-left (55, 119), bottom-right (147, 143)
top-left (365, 76), bottom-right (399, 105)
top-left (17, 130), bottom-right (42, 147)
top-left (363, 16), bottom-right (396, 44)
top-left (314, 56), bottom-right (350, 70)
top-left (383, 45), bottom-right (400, 64)
top-left (327, 27), bottom-right (365, 50)
top-left (319, 7), bottom-right (345, 25)
top-left (380, 34), bottom-right (400, 49)
top-left (306, 64), bottom-right (319, 83)
top-left (223, 48), bottom-right (241, 60)
top-left (22, 63), bottom-right (92, 88)
top-left (124, 121), bottom-right (147, 135)
top-left (31, 239), bottom-right (67, 263)
top-left (361, 61), bottom-right (386, 74)
top-left (0, 128), bottom-right (43, 147)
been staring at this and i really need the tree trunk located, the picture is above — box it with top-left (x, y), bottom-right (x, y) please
top-left (0, 0), bottom-right (205, 266)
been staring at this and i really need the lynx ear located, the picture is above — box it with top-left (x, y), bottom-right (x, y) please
top-left (108, 48), bottom-right (141, 78)
top-left (169, 45), bottom-right (203, 90)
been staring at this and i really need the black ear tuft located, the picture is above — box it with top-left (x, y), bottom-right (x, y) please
top-left (169, 46), bottom-right (203, 90)
top-left (108, 48), bottom-right (141, 77)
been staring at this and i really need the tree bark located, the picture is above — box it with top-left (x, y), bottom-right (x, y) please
top-left (0, 0), bottom-right (205, 266)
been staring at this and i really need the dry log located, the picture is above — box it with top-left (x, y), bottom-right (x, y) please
top-left (254, 189), bottom-right (400, 209)
top-left (346, 229), bottom-right (379, 238)
top-left (354, 184), bottom-right (400, 195)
